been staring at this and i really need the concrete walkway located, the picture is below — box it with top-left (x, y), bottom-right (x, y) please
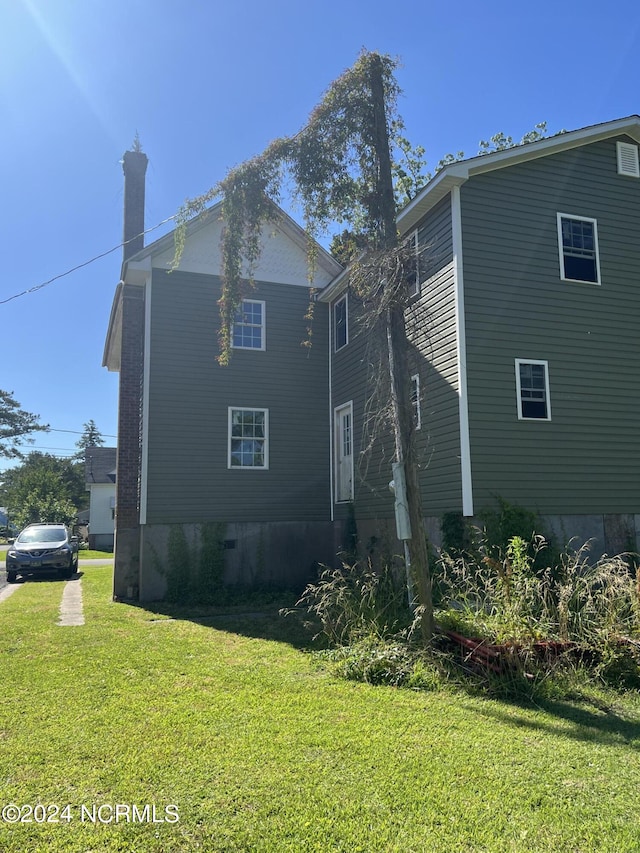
top-left (0, 582), bottom-right (20, 604)
top-left (0, 573), bottom-right (86, 626)
top-left (57, 575), bottom-right (85, 626)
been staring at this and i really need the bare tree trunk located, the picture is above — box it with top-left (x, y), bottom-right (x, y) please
top-left (369, 56), bottom-right (434, 641)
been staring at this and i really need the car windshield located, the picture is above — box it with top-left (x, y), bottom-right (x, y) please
top-left (17, 528), bottom-right (66, 544)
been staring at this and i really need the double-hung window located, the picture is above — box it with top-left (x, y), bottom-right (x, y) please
top-left (515, 360), bottom-right (551, 421)
top-left (334, 295), bottom-right (348, 351)
top-left (232, 300), bottom-right (265, 350)
top-left (557, 214), bottom-right (600, 284)
top-left (228, 408), bottom-right (268, 469)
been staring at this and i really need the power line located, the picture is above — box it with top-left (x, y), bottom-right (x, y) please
top-left (48, 428), bottom-right (117, 438)
top-left (0, 215), bottom-right (179, 306)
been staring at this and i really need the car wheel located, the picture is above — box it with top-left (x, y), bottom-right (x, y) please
top-left (59, 568), bottom-right (73, 580)
top-left (6, 571), bottom-right (17, 583)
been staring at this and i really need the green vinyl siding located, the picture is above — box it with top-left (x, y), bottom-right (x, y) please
top-left (331, 194), bottom-right (461, 521)
top-left (409, 193), bottom-right (462, 514)
top-left (144, 269), bottom-right (330, 523)
top-left (461, 136), bottom-right (640, 514)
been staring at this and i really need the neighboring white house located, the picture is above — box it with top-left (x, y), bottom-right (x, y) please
top-left (85, 448), bottom-right (116, 551)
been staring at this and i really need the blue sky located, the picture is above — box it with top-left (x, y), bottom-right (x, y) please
top-left (1, 0), bottom-right (639, 473)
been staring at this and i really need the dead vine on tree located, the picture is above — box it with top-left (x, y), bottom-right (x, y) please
top-left (174, 50), bottom-right (417, 365)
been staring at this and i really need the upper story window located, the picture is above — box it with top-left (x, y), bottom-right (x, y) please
top-left (232, 300), bottom-right (265, 350)
top-left (334, 295), bottom-right (348, 352)
top-left (557, 214), bottom-right (601, 285)
top-left (228, 407), bottom-right (268, 469)
top-left (515, 359), bottom-right (551, 421)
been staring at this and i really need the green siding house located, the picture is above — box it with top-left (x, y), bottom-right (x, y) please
top-left (104, 184), bottom-right (342, 600)
top-left (322, 115), bottom-right (640, 557)
top-left (106, 116), bottom-right (640, 602)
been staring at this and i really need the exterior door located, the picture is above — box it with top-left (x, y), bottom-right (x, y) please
top-left (334, 402), bottom-right (353, 502)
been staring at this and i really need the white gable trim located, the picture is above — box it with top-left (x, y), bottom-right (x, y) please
top-left (399, 115), bottom-right (640, 233)
top-left (451, 185), bottom-right (473, 517)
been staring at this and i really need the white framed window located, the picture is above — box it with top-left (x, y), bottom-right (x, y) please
top-left (515, 360), bottom-right (551, 421)
top-left (228, 408), bottom-right (269, 469)
top-left (232, 300), bottom-right (266, 350)
top-left (410, 373), bottom-right (421, 430)
top-left (617, 141), bottom-right (640, 178)
top-left (333, 295), bottom-right (348, 352)
top-left (407, 230), bottom-right (420, 298)
top-left (557, 213), bottom-right (601, 285)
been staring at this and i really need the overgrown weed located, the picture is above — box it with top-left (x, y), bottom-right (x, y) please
top-left (291, 536), bottom-right (640, 703)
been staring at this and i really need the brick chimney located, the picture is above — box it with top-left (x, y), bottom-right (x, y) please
top-left (113, 144), bottom-right (148, 602)
top-left (122, 148), bottom-right (148, 261)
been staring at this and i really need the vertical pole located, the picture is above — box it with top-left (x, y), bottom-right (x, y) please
top-left (369, 55), bottom-right (433, 641)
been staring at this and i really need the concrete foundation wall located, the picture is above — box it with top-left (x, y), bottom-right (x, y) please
top-left (113, 527), bottom-right (141, 600)
top-left (132, 512), bottom-right (639, 603)
top-left (138, 520), bottom-right (339, 602)
top-left (352, 513), bottom-right (639, 563)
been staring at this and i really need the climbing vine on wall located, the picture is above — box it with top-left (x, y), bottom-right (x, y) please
top-left (175, 50), bottom-right (413, 365)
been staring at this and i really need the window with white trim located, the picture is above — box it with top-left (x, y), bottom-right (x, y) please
top-left (410, 373), bottom-right (421, 430)
top-left (228, 408), bottom-right (268, 468)
top-left (557, 214), bottom-right (600, 284)
top-left (515, 360), bottom-right (551, 421)
top-left (232, 300), bottom-right (265, 350)
top-left (334, 295), bottom-right (348, 351)
top-left (617, 141), bottom-right (640, 177)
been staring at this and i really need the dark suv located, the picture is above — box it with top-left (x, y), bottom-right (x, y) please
top-left (5, 524), bottom-right (79, 583)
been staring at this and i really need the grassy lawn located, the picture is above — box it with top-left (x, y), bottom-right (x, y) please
top-left (0, 547), bottom-right (112, 560)
top-left (1, 566), bottom-right (640, 852)
top-left (77, 549), bottom-right (114, 560)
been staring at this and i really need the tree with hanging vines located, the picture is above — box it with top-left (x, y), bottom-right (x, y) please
top-left (173, 50), bottom-right (438, 639)
top-left (174, 51), bottom-right (553, 641)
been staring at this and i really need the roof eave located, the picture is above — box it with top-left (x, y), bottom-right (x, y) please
top-left (102, 282), bottom-right (123, 371)
top-left (397, 114), bottom-right (640, 233)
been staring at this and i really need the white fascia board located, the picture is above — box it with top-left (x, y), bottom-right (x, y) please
top-left (398, 172), bottom-right (467, 234)
top-left (317, 265), bottom-right (351, 303)
top-left (102, 283), bottom-right (123, 371)
top-left (398, 115), bottom-right (640, 234)
top-left (123, 256), bottom-right (152, 285)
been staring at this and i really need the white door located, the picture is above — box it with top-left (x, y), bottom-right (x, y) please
top-left (334, 403), bottom-right (353, 502)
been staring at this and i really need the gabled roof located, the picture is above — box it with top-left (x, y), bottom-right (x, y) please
top-left (398, 115), bottom-right (640, 232)
top-left (85, 447), bottom-right (117, 484)
top-left (121, 199), bottom-right (342, 281)
top-left (103, 198), bottom-right (343, 371)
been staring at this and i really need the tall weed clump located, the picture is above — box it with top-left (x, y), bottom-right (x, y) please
top-left (438, 535), bottom-right (640, 686)
top-left (296, 558), bottom-right (408, 645)
top-left (293, 558), bottom-right (447, 690)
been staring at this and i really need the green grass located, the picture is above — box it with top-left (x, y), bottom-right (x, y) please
top-left (77, 549), bottom-right (113, 560)
top-left (1, 566), bottom-right (640, 852)
top-left (0, 547), bottom-right (112, 560)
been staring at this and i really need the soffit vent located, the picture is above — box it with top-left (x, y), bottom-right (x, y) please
top-left (617, 141), bottom-right (640, 177)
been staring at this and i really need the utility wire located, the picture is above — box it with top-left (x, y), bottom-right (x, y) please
top-left (48, 428), bottom-right (117, 438)
top-left (0, 215), bottom-right (179, 306)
